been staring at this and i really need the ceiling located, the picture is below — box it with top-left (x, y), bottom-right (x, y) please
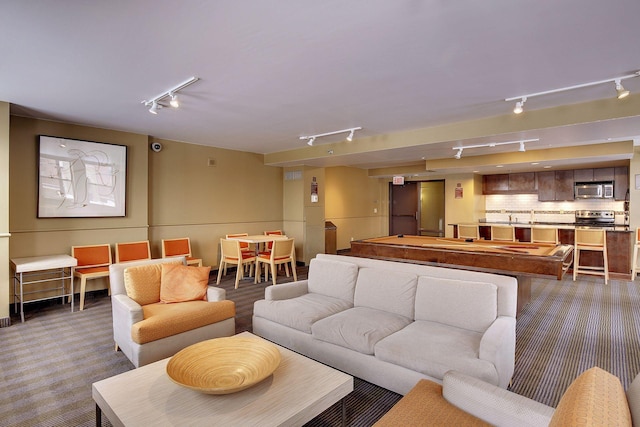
top-left (2, 1), bottom-right (640, 174)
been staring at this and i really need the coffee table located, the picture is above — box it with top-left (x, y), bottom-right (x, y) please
top-left (92, 332), bottom-right (353, 426)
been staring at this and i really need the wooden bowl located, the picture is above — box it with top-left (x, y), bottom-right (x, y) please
top-left (166, 336), bottom-right (281, 394)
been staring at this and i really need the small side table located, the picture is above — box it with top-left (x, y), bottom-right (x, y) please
top-left (10, 254), bottom-right (78, 322)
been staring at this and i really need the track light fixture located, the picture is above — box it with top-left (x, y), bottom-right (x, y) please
top-left (300, 127), bottom-right (362, 146)
top-left (615, 79), bottom-right (630, 99)
top-left (505, 71), bottom-right (639, 114)
top-left (142, 76), bottom-right (199, 115)
top-left (453, 138), bottom-right (538, 159)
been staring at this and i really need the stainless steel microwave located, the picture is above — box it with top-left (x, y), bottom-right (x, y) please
top-left (574, 182), bottom-right (614, 199)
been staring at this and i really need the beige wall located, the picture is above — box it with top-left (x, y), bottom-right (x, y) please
top-left (0, 103), bottom-right (9, 323)
top-left (147, 137), bottom-right (283, 267)
top-left (325, 167), bottom-right (387, 250)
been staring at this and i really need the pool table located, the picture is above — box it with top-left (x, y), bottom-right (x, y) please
top-left (350, 235), bottom-right (574, 315)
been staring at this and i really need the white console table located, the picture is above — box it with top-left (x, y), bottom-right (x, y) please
top-left (11, 254), bottom-right (78, 322)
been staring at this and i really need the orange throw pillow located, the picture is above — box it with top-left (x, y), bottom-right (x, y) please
top-left (160, 264), bottom-right (211, 303)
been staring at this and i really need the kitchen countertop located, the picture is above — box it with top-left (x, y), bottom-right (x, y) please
top-left (451, 222), bottom-right (631, 232)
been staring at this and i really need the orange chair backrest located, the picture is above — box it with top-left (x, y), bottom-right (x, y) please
top-left (264, 230), bottom-right (283, 250)
top-left (163, 238), bottom-right (192, 257)
top-left (72, 244), bottom-right (112, 267)
top-left (220, 238), bottom-right (242, 260)
top-left (116, 241), bottom-right (151, 263)
top-left (226, 233), bottom-right (249, 250)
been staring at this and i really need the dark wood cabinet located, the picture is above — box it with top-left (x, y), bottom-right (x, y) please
top-left (482, 174), bottom-right (509, 194)
top-left (615, 166), bottom-right (629, 200)
top-left (558, 229), bottom-right (631, 277)
top-left (594, 168), bottom-right (615, 181)
top-left (509, 172), bottom-right (537, 193)
top-left (573, 169), bottom-right (593, 182)
top-left (537, 170), bottom-right (574, 201)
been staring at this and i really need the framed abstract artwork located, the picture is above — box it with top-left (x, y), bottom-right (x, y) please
top-left (37, 135), bottom-right (127, 218)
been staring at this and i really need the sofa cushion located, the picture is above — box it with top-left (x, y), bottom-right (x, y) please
top-left (549, 366), bottom-right (631, 427)
top-left (311, 307), bottom-right (413, 354)
top-left (375, 320), bottom-right (498, 385)
top-left (253, 293), bottom-right (352, 334)
top-left (124, 260), bottom-right (183, 305)
top-left (160, 264), bottom-right (210, 303)
top-left (415, 276), bottom-right (497, 333)
top-left (131, 300), bottom-right (236, 344)
top-left (354, 267), bottom-right (417, 319)
top-left (307, 258), bottom-right (359, 303)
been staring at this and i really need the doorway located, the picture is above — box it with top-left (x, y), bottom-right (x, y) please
top-left (389, 180), bottom-right (445, 237)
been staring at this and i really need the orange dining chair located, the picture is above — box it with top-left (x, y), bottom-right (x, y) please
top-left (115, 240), bottom-right (151, 263)
top-left (261, 230), bottom-right (284, 254)
top-left (71, 244), bottom-right (112, 311)
top-left (161, 237), bottom-right (202, 266)
top-left (226, 234), bottom-right (255, 274)
top-left (255, 238), bottom-right (296, 285)
top-left (217, 238), bottom-right (256, 289)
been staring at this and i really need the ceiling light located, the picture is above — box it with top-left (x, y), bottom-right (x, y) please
top-left (149, 101), bottom-right (160, 115)
top-left (300, 127), bottom-right (362, 146)
top-left (615, 79), bottom-right (630, 99)
top-left (346, 129), bottom-right (355, 142)
top-left (169, 92), bottom-right (179, 108)
top-left (505, 71), bottom-right (639, 113)
top-left (142, 76), bottom-right (199, 115)
top-left (514, 97), bottom-right (526, 114)
top-left (452, 138), bottom-right (538, 158)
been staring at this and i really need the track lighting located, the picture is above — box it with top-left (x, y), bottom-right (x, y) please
top-left (615, 79), bottom-right (629, 99)
top-left (505, 71), bottom-right (639, 114)
top-left (300, 127), bottom-right (362, 145)
top-left (453, 138), bottom-right (538, 159)
top-left (142, 76), bottom-right (199, 115)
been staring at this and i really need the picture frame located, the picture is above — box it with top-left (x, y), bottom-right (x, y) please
top-left (37, 135), bottom-right (127, 218)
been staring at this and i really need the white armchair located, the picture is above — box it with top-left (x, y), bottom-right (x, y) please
top-left (109, 257), bottom-right (235, 367)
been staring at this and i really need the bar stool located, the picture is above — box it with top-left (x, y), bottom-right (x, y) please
top-left (632, 227), bottom-right (640, 280)
top-left (458, 224), bottom-right (479, 240)
top-left (531, 227), bottom-right (559, 244)
top-left (573, 228), bottom-right (608, 285)
top-left (490, 225), bottom-right (515, 241)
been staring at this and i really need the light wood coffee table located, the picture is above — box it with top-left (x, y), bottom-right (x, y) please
top-left (92, 332), bottom-right (353, 426)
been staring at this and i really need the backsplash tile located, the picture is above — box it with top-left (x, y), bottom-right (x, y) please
top-left (485, 194), bottom-right (626, 224)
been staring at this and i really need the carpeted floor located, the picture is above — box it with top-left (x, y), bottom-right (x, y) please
top-left (2, 266), bottom-right (640, 426)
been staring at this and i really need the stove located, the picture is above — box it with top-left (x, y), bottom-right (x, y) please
top-left (574, 210), bottom-right (615, 227)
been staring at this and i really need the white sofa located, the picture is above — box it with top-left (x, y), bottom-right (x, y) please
top-left (253, 254), bottom-right (517, 395)
top-left (110, 257), bottom-right (236, 368)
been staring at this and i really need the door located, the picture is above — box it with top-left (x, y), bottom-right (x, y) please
top-left (420, 181), bottom-right (445, 237)
top-left (389, 182), bottom-right (418, 235)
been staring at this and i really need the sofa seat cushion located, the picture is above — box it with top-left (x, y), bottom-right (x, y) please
top-left (253, 293), bottom-right (352, 334)
top-left (375, 320), bottom-right (498, 385)
top-left (311, 307), bottom-right (413, 354)
top-left (131, 300), bottom-right (236, 344)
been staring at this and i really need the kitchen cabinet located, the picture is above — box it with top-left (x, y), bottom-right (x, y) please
top-left (574, 168), bottom-right (615, 182)
top-left (615, 166), bottom-right (629, 200)
top-left (537, 170), bottom-right (574, 201)
top-left (482, 172), bottom-right (537, 194)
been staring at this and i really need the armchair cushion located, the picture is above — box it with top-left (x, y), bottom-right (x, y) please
top-left (124, 260), bottom-right (182, 305)
top-left (160, 264), bottom-right (210, 303)
top-left (131, 300), bottom-right (236, 344)
top-left (549, 366), bottom-right (631, 426)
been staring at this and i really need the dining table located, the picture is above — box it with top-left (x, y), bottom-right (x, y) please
top-left (227, 234), bottom-right (289, 256)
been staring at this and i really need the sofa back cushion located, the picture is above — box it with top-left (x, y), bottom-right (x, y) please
top-left (354, 267), bottom-right (417, 319)
top-left (415, 276), bottom-right (497, 333)
top-left (308, 258), bottom-right (359, 303)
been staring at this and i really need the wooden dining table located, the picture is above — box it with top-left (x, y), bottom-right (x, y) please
top-left (227, 234), bottom-right (289, 256)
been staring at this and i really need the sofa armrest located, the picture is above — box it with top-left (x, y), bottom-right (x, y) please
top-left (264, 280), bottom-right (309, 300)
top-left (112, 294), bottom-right (144, 348)
top-left (442, 371), bottom-right (555, 427)
top-left (479, 315), bottom-right (516, 388)
top-left (206, 286), bottom-right (226, 301)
